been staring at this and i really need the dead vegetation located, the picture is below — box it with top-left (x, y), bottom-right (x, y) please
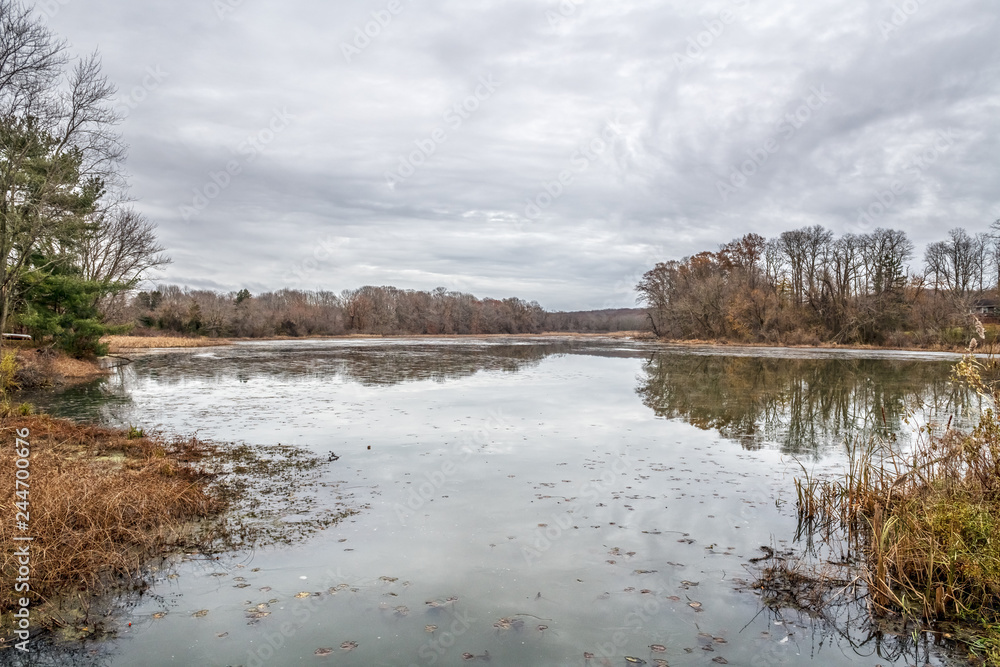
top-left (0, 414), bottom-right (222, 633)
top-left (788, 337), bottom-right (1000, 663)
top-left (11, 348), bottom-right (106, 389)
top-left (102, 335), bottom-right (233, 353)
top-left (750, 546), bottom-right (859, 617)
top-left (0, 412), bottom-right (360, 639)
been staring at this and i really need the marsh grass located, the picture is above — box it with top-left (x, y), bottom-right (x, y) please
top-left (0, 414), bottom-right (222, 633)
top-left (793, 330), bottom-right (1000, 663)
top-left (102, 335), bottom-right (233, 353)
top-left (0, 411), bottom-right (359, 639)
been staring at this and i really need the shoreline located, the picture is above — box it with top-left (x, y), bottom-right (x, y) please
top-left (0, 414), bottom-right (223, 642)
top-left (102, 332), bottom-right (977, 356)
top-left (10, 348), bottom-right (108, 389)
top-left (0, 413), bottom-right (355, 644)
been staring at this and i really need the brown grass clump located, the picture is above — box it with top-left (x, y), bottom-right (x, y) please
top-left (12, 348), bottom-right (106, 388)
top-left (793, 334), bottom-right (1000, 663)
top-left (0, 414), bottom-right (223, 631)
top-left (102, 335), bottom-right (233, 353)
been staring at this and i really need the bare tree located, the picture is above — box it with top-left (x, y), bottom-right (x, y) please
top-left (778, 225), bottom-right (833, 312)
top-left (636, 262), bottom-right (677, 337)
top-left (78, 205), bottom-right (170, 286)
top-left (0, 1), bottom-right (126, 342)
top-left (924, 228), bottom-right (984, 297)
top-left (861, 228), bottom-right (912, 297)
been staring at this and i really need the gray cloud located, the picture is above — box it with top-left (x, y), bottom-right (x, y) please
top-left (44, 0), bottom-right (1000, 310)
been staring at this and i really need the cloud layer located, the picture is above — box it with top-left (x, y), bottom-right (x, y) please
top-left (44, 0), bottom-right (1000, 309)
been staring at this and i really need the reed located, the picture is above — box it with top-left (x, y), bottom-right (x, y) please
top-left (101, 335), bottom-right (233, 352)
top-left (793, 339), bottom-right (1000, 662)
top-left (0, 414), bottom-right (224, 632)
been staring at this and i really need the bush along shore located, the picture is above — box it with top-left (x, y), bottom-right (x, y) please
top-left (0, 413), bottom-right (223, 643)
top-left (788, 329), bottom-right (1000, 665)
top-left (0, 355), bottom-right (360, 646)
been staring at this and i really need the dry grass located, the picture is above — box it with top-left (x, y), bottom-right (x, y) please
top-left (794, 347), bottom-right (1000, 663)
top-left (102, 335), bottom-right (233, 353)
top-left (0, 414), bottom-right (223, 632)
top-left (13, 348), bottom-right (105, 385)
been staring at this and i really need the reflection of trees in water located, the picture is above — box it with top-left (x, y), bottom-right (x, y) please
top-left (128, 343), bottom-right (556, 387)
top-left (752, 595), bottom-right (955, 667)
top-left (30, 341), bottom-right (645, 424)
top-left (21, 365), bottom-right (137, 427)
top-left (636, 354), bottom-right (976, 455)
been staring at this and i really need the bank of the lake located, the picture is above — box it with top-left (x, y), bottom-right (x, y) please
top-left (0, 406), bottom-right (356, 649)
top-left (5, 347), bottom-right (107, 390)
top-left (649, 335), bottom-right (992, 355)
top-left (101, 331), bottom-right (652, 354)
top-left (102, 330), bottom-right (988, 357)
top-left (0, 414), bottom-right (222, 643)
top-left (788, 350), bottom-right (1000, 666)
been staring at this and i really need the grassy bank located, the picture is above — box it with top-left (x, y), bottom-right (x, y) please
top-left (102, 335), bottom-right (234, 354)
top-left (0, 411), bottom-right (357, 643)
top-left (0, 413), bottom-right (223, 638)
top-left (793, 343), bottom-right (1000, 664)
top-left (12, 348), bottom-right (107, 387)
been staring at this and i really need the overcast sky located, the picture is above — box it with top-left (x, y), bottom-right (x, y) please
top-left (42, 0), bottom-right (1000, 310)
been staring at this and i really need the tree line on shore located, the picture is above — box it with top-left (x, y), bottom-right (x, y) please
top-left (125, 285), bottom-right (546, 337)
top-left (636, 224), bottom-right (1000, 346)
top-left (122, 285), bottom-right (648, 338)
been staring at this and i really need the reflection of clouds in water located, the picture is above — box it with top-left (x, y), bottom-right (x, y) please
top-left (127, 341), bottom-right (562, 388)
top-left (16, 340), bottom-right (967, 666)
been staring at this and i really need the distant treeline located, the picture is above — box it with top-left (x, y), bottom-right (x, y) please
top-left (637, 224), bottom-right (1000, 346)
top-left (124, 285), bottom-right (648, 338)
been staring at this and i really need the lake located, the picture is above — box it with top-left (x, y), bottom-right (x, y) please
top-left (14, 338), bottom-right (978, 666)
